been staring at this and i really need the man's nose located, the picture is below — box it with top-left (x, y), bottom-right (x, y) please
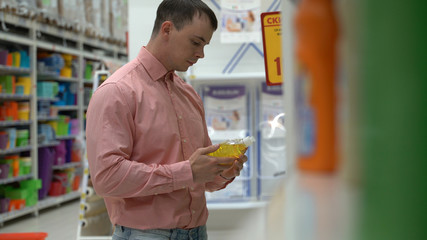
top-left (195, 47), bottom-right (205, 59)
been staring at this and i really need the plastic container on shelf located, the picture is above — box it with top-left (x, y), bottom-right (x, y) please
top-left (15, 85), bottom-right (24, 95)
top-left (19, 50), bottom-right (30, 68)
top-left (0, 50), bottom-right (8, 65)
top-left (46, 121), bottom-right (58, 135)
top-left (18, 102), bottom-right (30, 121)
top-left (6, 53), bottom-right (13, 66)
top-left (49, 172), bottom-right (68, 196)
top-left (0, 164), bottom-right (10, 179)
top-left (0, 180), bottom-right (38, 209)
top-left (4, 101), bottom-right (19, 120)
top-left (4, 187), bottom-right (28, 203)
top-left (16, 129), bottom-right (29, 147)
top-left (20, 179), bottom-right (42, 206)
top-left (0, 197), bottom-right (9, 213)
top-left (37, 81), bottom-right (59, 98)
top-left (2, 155), bottom-right (20, 177)
top-left (0, 131), bottom-right (9, 149)
top-left (84, 63), bottom-right (93, 80)
top-left (65, 139), bottom-right (73, 163)
top-left (38, 147), bottom-right (55, 200)
top-left (11, 51), bottom-right (21, 67)
top-left (0, 161), bottom-right (11, 178)
top-left (56, 115), bottom-right (70, 136)
top-left (5, 128), bottom-right (16, 149)
top-left (37, 53), bottom-right (64, 75)
top-left (69, 119), bottom-right (80, 135)
top-left (53, 140), bottom-right (66, 166)
top-left (19, 157), bottom-right (32, 175)
top-left (16, 77), bottom-right (32, 95)
top-left (71, 139), bottom-right (83, 163)
top-left (38, 124), bottom-right (56, 144)
top-left (65, 168), bottom-right (75, 193)
top-left (72, 175), bottom-right (81, 191)
top-left (0, 75), bottom-right (15, 94)
top-left (60, 67), bottom-right (72, 77)
top-left (8, 199), bottom-right (26, 211)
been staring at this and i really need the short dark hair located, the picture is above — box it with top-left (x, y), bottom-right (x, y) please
top-left (152, 0), bottom-right (218, 36)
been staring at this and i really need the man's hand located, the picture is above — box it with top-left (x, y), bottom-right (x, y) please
top-left (189, 145), bottom-right (236, 183)
top-left (221, 153), bottom-right (248, 180)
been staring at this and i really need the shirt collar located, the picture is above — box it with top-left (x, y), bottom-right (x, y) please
top-left (137, 47), bottom-right (174, 82)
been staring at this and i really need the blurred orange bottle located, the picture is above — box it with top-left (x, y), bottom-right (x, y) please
top-left (294, 0), bottom-right (338, 172)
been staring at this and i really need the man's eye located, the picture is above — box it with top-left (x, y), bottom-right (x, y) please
top-left (192, 41), bottom-right (201, 46)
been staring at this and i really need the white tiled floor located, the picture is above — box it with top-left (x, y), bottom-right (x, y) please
top-left (0, 199), bottom-right (81, 240)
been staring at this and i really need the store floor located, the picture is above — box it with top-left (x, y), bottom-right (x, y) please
top-left (0, 199), bottom-right (80, 239)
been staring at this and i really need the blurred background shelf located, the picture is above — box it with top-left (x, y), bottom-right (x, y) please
top-left (0, 2), bottom-right (128, 227)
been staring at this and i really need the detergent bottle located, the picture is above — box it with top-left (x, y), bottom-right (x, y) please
top-left (294, 0), bottom-right (338, 172)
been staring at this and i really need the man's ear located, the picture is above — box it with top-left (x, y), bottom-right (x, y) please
top-left (160, 21), bottom-right (173, 39)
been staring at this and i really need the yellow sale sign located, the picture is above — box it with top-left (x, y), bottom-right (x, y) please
top-left (261, 11), bottom-right (283, 85)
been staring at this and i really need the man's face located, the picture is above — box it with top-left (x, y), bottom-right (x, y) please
top-left (166, 14), bottom-right (214, 72)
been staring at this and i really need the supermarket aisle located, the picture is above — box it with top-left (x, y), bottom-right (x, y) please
top-left (0, 200), bottom-right (80, 240)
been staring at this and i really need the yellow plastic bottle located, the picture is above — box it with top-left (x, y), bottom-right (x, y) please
top-left (208, 136), bottom-right (255, 158)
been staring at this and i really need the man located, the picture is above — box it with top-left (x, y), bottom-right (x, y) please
top-left (86, 0), bottom-right (248, 239)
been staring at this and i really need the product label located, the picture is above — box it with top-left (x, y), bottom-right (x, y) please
top-left (203, 85), bottom-right (248, 134)
top-left (295, 63), bottom-right (316, 156)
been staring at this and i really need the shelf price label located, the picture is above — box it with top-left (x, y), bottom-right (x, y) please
top-left (261, 11), bottom-right (283, 86)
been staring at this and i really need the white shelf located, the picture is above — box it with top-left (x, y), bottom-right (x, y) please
top-left (38, 191), bottom-right (81, 211)
top-left (0, 191), bottom-right (80, 225)
top-left (0, 120), bottom-right (32, 127)
top-left (0, 174), bottom-right (33, 185)
top-left (0, 206), bottom-right (37, 225)
top-left (0, 65), bottom-right (31, 75)
top-left (38, 74), bottom-right (79, 83)
top-left (0, 93), bottom-right (31, 100)
top-left (208, 201), bottom-right (267, 210)
top-left (0, 32), bottom-right (33, 47)
top-left (37, 97), bottom-right (59, 102)
top-left (38, 141), bottom-right (60, 148)
top-left (0, 146), bottom-right (32, 155)
top-left (52, 162), bottom-right (82, 170)
top-left (56, 134), bottom-right (78, 140)
top-left (37, 116), bottom-right (60, 121)
top-left (54, 105), bottom-right (79, 111)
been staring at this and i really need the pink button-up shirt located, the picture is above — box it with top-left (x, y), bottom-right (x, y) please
top-left (86, 47), bottom-right (230, 230)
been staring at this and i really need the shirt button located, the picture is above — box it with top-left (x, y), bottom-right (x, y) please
top-left (182, 186), bottom-right (186, 189)
top-left (190, 187), bottom-right (194, 191)
top-left (192, 210), bottom-right (196, 214)
top-left (183, 139), bottom-right (187, 143)
top-left (178, 115), bottom-right (182, 119)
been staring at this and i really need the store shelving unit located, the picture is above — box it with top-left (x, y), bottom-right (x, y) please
top-left (190, 73), bottom-right (266, 203)
top-left (76, 64), bottom-right (113, 240)
top-left (0, 11), bottom-right (127, 226)
top-left (190, 73), bottom-right (284, 238)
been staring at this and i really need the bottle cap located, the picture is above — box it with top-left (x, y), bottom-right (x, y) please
top-left (243, 136), bottom-right (255, 147)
